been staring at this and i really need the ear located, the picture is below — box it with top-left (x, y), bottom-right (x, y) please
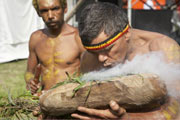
top-left (124, 29), bottom-right (131, 42)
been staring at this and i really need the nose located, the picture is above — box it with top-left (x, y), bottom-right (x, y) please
top-left (98, 53), bottom-right (108, 63)
top-left (48, 10), bottom-right (53, 20)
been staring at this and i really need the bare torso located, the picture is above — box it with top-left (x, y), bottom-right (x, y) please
top-left (31, 24), bottom-right (84, 90)
top-left (127, 29), bottom-right (180, 63)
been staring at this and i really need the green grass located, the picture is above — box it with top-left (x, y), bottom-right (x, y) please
top-left (0, 60), bottom-right (84, 119)
top-left (0, 60), bottom-right (39, 119)
top-left (0, 60), bottom-right (27, 98)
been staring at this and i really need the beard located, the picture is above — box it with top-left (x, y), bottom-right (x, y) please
top-left (46, 19), bottom-right (64, 30)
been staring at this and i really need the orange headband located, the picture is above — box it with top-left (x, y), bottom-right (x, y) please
top-left (84, 25), bottom-right (129, 50)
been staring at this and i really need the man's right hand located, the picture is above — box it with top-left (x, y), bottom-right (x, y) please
top-left (26, 79), bottom-right (41, 95)
top-left (26, 64), bottom-right (41, 95)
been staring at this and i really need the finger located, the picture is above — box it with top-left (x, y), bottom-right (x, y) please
top-left (77, 107), bottom-right (100, 116)
top-left (109, 100), bottom-right (126, 116)
top-left (30, 85), bottom-right (39, 93)
top-left (109, 100), bottom-right (119, 111)
top-left (71, 113), bottom-right (92, 120)
top-left (27, 84), bottom-right (36, 92)
top-left (37, 83), bottom-right (41, 89)
top-left (77, 107), bottom-right (120, 119)
top-left (30, 80), bottom-right (38, 86)
top-left (26, 84), bottom-right (36, 94)
top-left (77, 107), bottom-right (107, 118)
top-left (31, 89), bottom-right (37, 94)
top-left (30, 81), bottom-right (40, 90)
top-left (30, 84), bottom-right (39, 91)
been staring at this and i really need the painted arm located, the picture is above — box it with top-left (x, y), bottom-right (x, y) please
top-left (25, 32), bottom-right (41, 95)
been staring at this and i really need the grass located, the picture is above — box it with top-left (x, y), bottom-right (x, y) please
top-left (0, 60), bottom-right (39, 119)
top-left (0, 60), bottom-right (86, 119)
top-left (0, 59), bottom-right (27, 98)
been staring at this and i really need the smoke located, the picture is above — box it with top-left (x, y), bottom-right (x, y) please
top-left (81, 52), bottom-right (180, 97)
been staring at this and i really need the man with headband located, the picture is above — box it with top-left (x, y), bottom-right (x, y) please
top-left (71, 2), bottom-right (180, 119)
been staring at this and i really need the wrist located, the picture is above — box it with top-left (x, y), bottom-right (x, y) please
top-left (25, 72), bottom-right (34, 83)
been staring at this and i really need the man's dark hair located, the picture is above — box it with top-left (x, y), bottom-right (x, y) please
top-left (33, 0), bottom-right (67, 16)
top-left (78, 2), bottom-right (128, 45)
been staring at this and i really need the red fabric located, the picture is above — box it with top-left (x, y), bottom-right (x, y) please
top-left (177, 6), bottom-right (180, 11)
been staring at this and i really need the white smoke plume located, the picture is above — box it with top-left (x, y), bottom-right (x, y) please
top-left (81, 52), bottom-right (180, 97)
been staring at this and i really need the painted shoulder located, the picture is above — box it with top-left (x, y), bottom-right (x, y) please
top-left (147, 31), bottom-right (180, 63)
top-left (131, 29), bottom-right (180, 63)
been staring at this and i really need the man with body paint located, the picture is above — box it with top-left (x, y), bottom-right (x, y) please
top-left (25, 0), bottom-right (85, 95)
top-left (71, 2), bottom-right (180, 120)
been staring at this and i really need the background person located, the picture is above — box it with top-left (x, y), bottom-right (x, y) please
top-left (25, 0), bottom-right (85, 95)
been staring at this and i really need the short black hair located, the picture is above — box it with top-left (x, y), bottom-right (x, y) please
top-left (78, 2), bottom-right (128, 45)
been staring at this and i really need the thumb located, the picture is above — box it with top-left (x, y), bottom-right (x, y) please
top-left (109, 100), bottom-right (126, 116)
top-left (37, 82), bottom-right (41, 89)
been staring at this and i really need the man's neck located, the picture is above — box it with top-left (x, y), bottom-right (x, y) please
top-left (48, 23), bottom-right (65, 37)
top-left (48, 28), bottom-right (61, 37)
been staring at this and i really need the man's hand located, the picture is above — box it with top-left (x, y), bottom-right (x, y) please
top-left (26, 64), bottom-right (41, 95)
top-left (71, 100), bottom-right (126, 120)
top-left (26, 79), bottom-right (41, 95)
